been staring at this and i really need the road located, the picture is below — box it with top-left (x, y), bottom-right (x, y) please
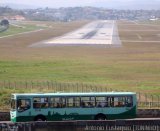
top-left (31, 20), bottom-right (121, 47)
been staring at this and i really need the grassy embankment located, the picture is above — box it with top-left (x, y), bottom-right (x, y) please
top-left (0, 23), bottom-right (47, 37)
top-left (0, 20), bottom-right (160, 110)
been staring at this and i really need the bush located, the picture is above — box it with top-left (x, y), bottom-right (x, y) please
top-left (0, 19), bottom-right (9, 26)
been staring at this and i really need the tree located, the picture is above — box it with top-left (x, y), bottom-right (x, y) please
top-left (0, 19), bottom-right (9, 26)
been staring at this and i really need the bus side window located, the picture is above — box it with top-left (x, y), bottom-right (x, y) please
top-left (61, 98), bottom-right (66, 107)
top-left (126, 96), bottom-right (133, 107)
top-left (56, 103), bottom-right (61, 108)
top-left (41, 98), bottom-right (48, 108)
top-left (50, 97), bottom-right (65, 108)
top-left (110, 97), bottom-right (114, 107)
top-left (66, 97), bottom-right (74, 107)
top-left (33, 97), bottom-right (48, 108)
top-left (113, 97), bottom-right (119, 107)
top-left (33, 100), bottom-right (39, 108)
top-left (113, 97), bottom-right (125, 107)
top-left (96, 97), bottom-right (107, 108)
top-left (66, 97), bottom-right (80, 108)
top-left (33, 98), bottom-right (41, 108)
top-left (80, 101), bottom-right (85, 107)
top-left (81, 97), bottom-right (95, 108)
top-left (74, 97), bottom-right (80, 107)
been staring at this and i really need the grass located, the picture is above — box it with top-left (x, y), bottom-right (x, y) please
top-left (0, 24), bottom-right (46, 37)
top-left (0, 20), bottom-right (160, 110)
top-left (0, 59), bottom-right (159, 83)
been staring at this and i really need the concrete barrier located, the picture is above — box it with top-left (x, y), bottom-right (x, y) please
top-left (137, 109), bottom-right (160, 118)
top-left (0, 119), bottom-right (160, 131)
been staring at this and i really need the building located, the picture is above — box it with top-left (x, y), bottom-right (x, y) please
top-left (10, 15), bottom-right (25, 21)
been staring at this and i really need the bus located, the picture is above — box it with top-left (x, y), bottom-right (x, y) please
top-left (10, 92), bottom-right (137, 122)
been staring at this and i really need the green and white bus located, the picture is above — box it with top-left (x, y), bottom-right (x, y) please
top-left (10, 92), bottom-right (137, 122)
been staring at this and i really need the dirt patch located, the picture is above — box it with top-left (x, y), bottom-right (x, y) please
top-left (0, 112), bottom-right (10, 121)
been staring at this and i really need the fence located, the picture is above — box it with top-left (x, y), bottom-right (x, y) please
top-left (0, 80), bottom-right (115, 92)
top-left (0, 80), bottom-right (159, 111)
top-left (137, 92), bottom-right (160, 109)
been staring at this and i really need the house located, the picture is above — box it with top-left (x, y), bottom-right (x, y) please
top-left (10, 15), bottom-right (25, 21)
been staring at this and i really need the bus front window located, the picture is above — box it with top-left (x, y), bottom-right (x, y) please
top-left (17, 99), bottom-right (31, 112)
top-left (11, 99), bottom-right (16, 110)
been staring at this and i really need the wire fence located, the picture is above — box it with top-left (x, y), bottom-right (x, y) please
top-left (0, 80), bottom-right (122, 93)
top-left (0, 80), bottom-right (159, 111)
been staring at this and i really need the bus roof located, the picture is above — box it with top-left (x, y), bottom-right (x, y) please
top-left (12, 92), bottom-right (136, 98)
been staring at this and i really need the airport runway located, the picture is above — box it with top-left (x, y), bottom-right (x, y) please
top-left (31, 20), bottom-right (121, 47)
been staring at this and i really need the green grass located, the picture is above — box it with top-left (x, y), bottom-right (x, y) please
top-left (0, 24), bottom-right (46, 37)
top-left (0, 58), bottom-right (159, 93)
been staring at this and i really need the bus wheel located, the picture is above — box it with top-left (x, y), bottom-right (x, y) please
top-left (95, 114), bottom-right (106, 120)
top-left (34, 115), bottom-right (46, 121)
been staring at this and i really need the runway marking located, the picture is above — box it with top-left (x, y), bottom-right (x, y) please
top-left (110, 21), bottom-right (114, 44)
top-left (136, 34), bottom-right (142, 39)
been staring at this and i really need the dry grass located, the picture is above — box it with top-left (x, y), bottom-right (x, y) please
top-left (0, 20), bottom-right (89, 60)
top-left (0, 20), bottom-right (159, 95)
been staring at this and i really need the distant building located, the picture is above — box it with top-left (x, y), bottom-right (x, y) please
top-left (149, 18), bottom-right (159, 21)
top-left (149, 15), bottom-right (159, 21)
top-left (10, 15), bottom-right (25, 21)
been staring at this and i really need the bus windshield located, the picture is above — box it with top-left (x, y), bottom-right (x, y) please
top-left (11, 99), bottom-right (16, 110)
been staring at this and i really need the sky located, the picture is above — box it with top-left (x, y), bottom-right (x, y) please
top-left (2, 0), bottom-right (107, 7)
top-left (0, 0), bottom-right (160, 9)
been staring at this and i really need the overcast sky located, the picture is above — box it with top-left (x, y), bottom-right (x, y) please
top-left (2, 0), bottom-right (102, 7)
top-left (0, 0), bottom-right (160, 9)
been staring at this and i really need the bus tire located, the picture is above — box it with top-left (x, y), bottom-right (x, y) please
top-left (34, 115), bottom-right (46, 121)
top-left (95, 114), bottom-right (106, 120)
